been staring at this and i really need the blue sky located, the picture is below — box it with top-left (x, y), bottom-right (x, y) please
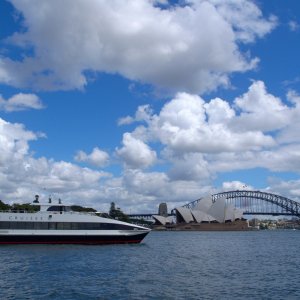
top-left (0, 0), bottom-right (300, 213)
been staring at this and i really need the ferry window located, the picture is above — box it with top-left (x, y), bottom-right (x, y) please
top-left (47, 206), bottom-right (61, 212)
top-left (82, 223), bottom-right (90, 230)
top-left (71, 222), bottom-right (79, 230)
top-left (49, 222), bottom-right (56, 230)
top-left (56, 222), bottom-right (64, 230)
top-left (101, 223), bottom-right (134, 230)
top-left (0, 221), bottom-right (135, 230)
top-left (79, 223), bottom-right (87, 230)
top-left (101, 223), bottom-right (109, 230)
top-left (0, 221), bottom-right (9, 229)
top-left (24, 222), bottom-right (33, 229)
top-left (63, 223), bottom-right (71, 230)
top-left (89, 223), bottom-right (100, 230)
top-left (34, 222), bottom-right (48, 230)
top-left (42, 222), bottom-right (47, 229)
top-left (10, 222), bottom-right (18, 229)
top-left (15, 222), bottom-right (26, 229)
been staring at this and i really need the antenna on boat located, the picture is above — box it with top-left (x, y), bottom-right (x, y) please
top-left (33, 195), bottom-right (39, 203)
top-left (48, 196), bottom-right (52, 204)
top-left (58, 198), bottom-right (62, 204)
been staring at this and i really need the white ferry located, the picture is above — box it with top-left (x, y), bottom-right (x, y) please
top-left (0, 195), bottom-right (151, 245)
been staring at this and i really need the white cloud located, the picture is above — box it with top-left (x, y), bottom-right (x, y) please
top-left (266, 177), bottom-right (300, 201)
top-left (287, 90), bottom-right (300, 104)
top-left (204, 97), bottom-right (235, 124)
top-left (1, 80), bottom-right (300, 212)
top-left (206, 143), bottom-right (300, 175)
top-left (0, 118), bottom-right (37, 161)
top-left (276, 90), bottom-right (300, 145)
top-left (116, 133), bottom-right (157, 169)
top-left (0, 117), bottom-right (110, 205)
top-left (147, 91), bottom-right (275, 155)
top-left (118, 105), bottom-right (153, 126)
top-left (122, 169), bottom-right (169, 199)
top-left (0, 0), bottom-right (276, 93)
top-left (120, 80), bottom-right (300, 178)
top-left (0, 116), bottom-right (204, 213)
top-left (117, 116), bottom-right (134, 126)
top-left (0, 93), bottom-right (44, 112)
top-left (288, 20), bottom-right (299, 32)
top-left (222, 181), bottom-right (253, 191)
top-left (233, 81), bottom-right (290, 132)
top-left (209, 0), bottom-right (277, 42)
top-left (74, 147), bottom-right (110, 167)
top-left (121, 169), bottom-right (210, 208)
top-left (168, 153), bottom-right (211, 181)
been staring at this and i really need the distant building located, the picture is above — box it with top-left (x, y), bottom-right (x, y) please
top-left (158, 203), bottom-right (168, 217)
top-left (152, 202), bottom-right (172, 226)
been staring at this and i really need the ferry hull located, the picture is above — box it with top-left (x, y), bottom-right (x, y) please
top-left (0, 232), bottom-right (149, 245)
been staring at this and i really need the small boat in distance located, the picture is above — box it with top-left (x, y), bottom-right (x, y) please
top-left (0, 195), bottom-right (151, 245)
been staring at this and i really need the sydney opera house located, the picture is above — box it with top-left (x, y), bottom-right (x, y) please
top-left (153, 195), bottom-right (249, 230)
top-left (152, 203), bottom-right (174, 227)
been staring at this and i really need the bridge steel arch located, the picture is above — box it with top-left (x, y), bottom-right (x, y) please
top-left (182, 190), bottom-right (300, 217)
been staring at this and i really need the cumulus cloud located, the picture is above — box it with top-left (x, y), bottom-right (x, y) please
top-left (0, 93), bottom-right (44, 112)
top-left (145, 91), bottom-right (275, 155)
top-left (0, 0), bottom-right (276, 93)
top-left (121, 168), bottom-right (209, 206)
top-left (116, 133), bottom-right (157, 169)
top-left (233, 80), bottom-right (290, 132)
top-left (204, 97), bottom-right (235, 124)
top-left (0, 118), bottom-right (37, 162)
top-left (168, 153), bottom-right (211, 181)
top-left (0, 116), bottom-right (205, 212)
top-left (1, 80), bottom-right (300, 212)
top-left (210, 0), bottom-right (277, 42)
top-left (267, 177), bottom-right (300, 200)
top-left (120, 80), bottom-right (300, 178)
top-left (74, 147), bottom-right (110, 167)
top-left (277, 90), bottom-right (300, 144)
top-left (0, 117), bottom-right (110, 204)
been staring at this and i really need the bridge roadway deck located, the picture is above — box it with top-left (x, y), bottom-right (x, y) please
top-left (128, 212), bottom-right (295, 219)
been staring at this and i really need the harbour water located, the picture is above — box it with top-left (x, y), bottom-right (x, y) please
top-left (0, 230), bottom-right (300, 299)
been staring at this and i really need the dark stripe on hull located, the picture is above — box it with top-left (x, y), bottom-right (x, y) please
top-left (0, 232), bottom-right (149, 245)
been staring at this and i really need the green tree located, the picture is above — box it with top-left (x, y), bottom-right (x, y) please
top-left (12, 203), bottom-right (39, 212)
top-left (109, 202), bottom-right (116, 217)
top-left (109, 202), bottom-right (130, 222)
top-left (0, 200), bottom-right (10, 211)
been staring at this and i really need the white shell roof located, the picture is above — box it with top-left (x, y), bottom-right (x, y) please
top-left (207, 196), bottom-right (226, 223)
top-left (177, 194), bottom-right (244, 224)
top-left (152, 215), bottom-right (173, 225)
top-left (175, 207), bottom-right (194, 223)
top-left (191, 210), bottom-right (215, 223)
top-left (194, 195), bottom-right (213, 213)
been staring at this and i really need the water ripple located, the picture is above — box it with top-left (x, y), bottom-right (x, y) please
top-left (1, 231), bottom-right (300, 299)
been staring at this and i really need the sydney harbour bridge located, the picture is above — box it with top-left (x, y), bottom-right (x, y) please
top-left (128, 190), bottom-right (300, 220)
